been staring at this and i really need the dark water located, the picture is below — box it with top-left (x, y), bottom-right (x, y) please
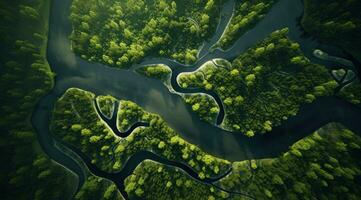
top-left (94, 99), bottom-right (150, 137)
top-left (56, 138), bottom-right (232, 199)
top-left (31, 0), bottom-right (361, 198)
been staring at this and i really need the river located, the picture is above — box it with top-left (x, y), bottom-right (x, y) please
top-left (31, 0), bottom-right (361, 199)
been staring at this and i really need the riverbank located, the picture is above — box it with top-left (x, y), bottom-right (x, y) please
top-left (0, 0), bottom-right (79, 199)
top-left (30, 0), bottom-right (361, 199)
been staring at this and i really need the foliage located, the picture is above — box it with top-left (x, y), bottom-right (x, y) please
top-left (302, 0), bottom-right (361, 60)
top-left (301, 1), bottom-right (361, 109)
top-left (215, 0), bottom-right (276, 50)
top-left (338, 81), bottom-right (361, 105)
top-left (51, 88), bottom-right (231, 177)
top-left (179, 28), bottom-right (337, 135)
top-left (0, 0), bottom-right (76, 199)
top-left (124, 160), bottom-right (229, 200)
top-left (136, 64), bottom-right (171, 82)
top-left (70, 0), bottom-right (222, 67)
top-left (96, 95), bottom-right (117, 118)
top-left (217, 123), bottom-right (361, 199)
top-left (183, 93), bottom-right (219, 123)
top-left (116, 100), bottom-right (144, 131)
top-left (75, 175), bottom-right (123, 200)
top-left (2, 1), bottom-right (361, 199)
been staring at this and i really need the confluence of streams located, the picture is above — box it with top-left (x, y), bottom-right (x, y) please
top-left (31, 0), bottom-right (361, 199)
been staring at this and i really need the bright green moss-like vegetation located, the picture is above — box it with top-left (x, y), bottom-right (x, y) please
top-left (136, 65), bottom-right (219, 123)
top-left (183, 93), bottom-right (219, 124)
top-left (135, 64), bottom-right (171, 82)
top-left (123, 123), bottom-right (361, 200)
top-left (125, 160), bottom-right (229, 200)
top-left (2, 0), bottom-right (361, 199)
top-left (217, 123), bottom-right (361, 199)
top-left (179, 28), bottom-right (337, 134)
top-left (0, 0), bottom-right (76, 199)
top-left (70, 0), bottom-right (222, 67)
top-left (96, 95), bottom-right (117, 119)
top-left (51, 88), bottom-right (231, 177)
top-left (215, 0), bottom-right (277, 50)
top-left (116, 100), bottom-right (144, 132)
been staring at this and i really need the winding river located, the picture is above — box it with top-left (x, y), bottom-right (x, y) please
top-left (94, 99), bottom-right (150, 138)
top-left (31, 0), bottom-right (361, 199)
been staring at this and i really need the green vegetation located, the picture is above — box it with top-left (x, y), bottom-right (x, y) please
top-left (179, 28), bottom-right (337, 134)
top-left (339, 81), bottom-right (361, 105)
top-left (136, 65), bottom-right (219, 123)
top-left (302, 0), bottom-right (361, 106)
top-left (302, 0), bottom-right (361, 60)
top-left (0, 0), bottom-right (77, 199)
top-left (183, 93), bottom-right (219, 123)
top-left (124, 123), bottom-right (361, 199)
top-left (2, 0), bottom-right (361, 199)
top-left (116, 100), bottom-right (144, 132)
top-left (51, 88), bottom-right (231, 177)
top-left (75, 175), bottom-right (123, 200)
top-left (217, 123), bottom-right (361, 199)
top-left (125, 160), bottom-right (229, 199)
top-left (96, 95), bottom-right (117, 118)
top-left (70, 0), bottom-right (222, 67)
top-left (52, 88), bottom-right (119, 172)
top-left (215, 0), bottom-right (276, 50)
top-left (136, 64), bottom-right (171, 82)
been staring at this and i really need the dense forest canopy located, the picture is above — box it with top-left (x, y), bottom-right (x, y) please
top-left (70, 0), bottom-right (222, 67)
top-left (178, 29), bottom-right (338, 134)
top-left (302, 0), bottom-right (361, 60)
top-left (1, 0), bottom-right (361, 199)
top-left (0, 0), bottom-right (75, 199)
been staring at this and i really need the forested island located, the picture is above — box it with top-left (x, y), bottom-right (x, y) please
top-left (1, 0), bottom-right (361, 199)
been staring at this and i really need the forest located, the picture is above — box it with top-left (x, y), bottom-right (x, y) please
top-left (70, 0), bottom-right (222, 67)
top-left (75, 176), bottom-right (123, 200)
top-left (136, 65), bottom-right (220, 123)
top-left (122, 123), bottom-right (361, 199)
top-left (302, 0), bottom-right (361, 61)
top-left (51, 88), bottom-right (231, 177)
top-left (302, 0), bottom-right (361, 106)
top-left (0, 0), bottom-right (77, 199)
top-left (183, 93), bottom-right (219, 124)
top-left (125, 160), bottom-right (228, 200)
top-left (97, 95), bottom-right (117, 119)
top-left (218, 123), bottom-right (361, 199)
top-left (215, 0), bottom-right (276, 50)
top-left (136, 64), bottom-right (172, 82)
top-left (178, 28), bottom-right (338, 134)
top-left (1, 0), bottom-right (361, 199)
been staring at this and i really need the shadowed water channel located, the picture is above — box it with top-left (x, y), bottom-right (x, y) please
top-left (94, 99), bottom-right (150, 138)
top-left (31, 0), bottom-right (361, 198)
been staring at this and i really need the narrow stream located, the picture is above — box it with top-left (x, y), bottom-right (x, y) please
top-left (31, 0), bottom-right (361, 198)
top-left (55, 138), bottom-right (232, 199)
top-left (94, 99), bottom-right (150, 138)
